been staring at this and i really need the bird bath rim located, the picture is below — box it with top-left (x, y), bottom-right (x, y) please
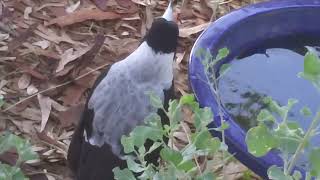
top-left (188, 0), bottom-right (320, 178)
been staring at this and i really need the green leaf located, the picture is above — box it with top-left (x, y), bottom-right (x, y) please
top-left (196, 171), bottom-right (216, 180)
top-left (146, 91), bottom-right (163, 109)
top-left (274, 123), bottom-right (302, 154)
top-left (292, 170), bottom-right (302, 180)
top-left (168, 99), bottom-right (179, 114)
top-left (193, 129), bottom-right (212, 150)
top-left (300, 106), bottom-right (312, 117)
top-left (121, 136), bottom-right (135, 154)
top-left (195, 48), bottom-right (212, 61)
top-left (131, 126), bottom-right (163, 147)
top-left (304, 50), bottom-right (320, 77)
top-left (191, 129), bottom-right (221, 155)
top-left (0, 163), bottom-right (26, 180)
top-left (207, 138), bottom-right (221, 153)
top-left (263, 97), bottom-right (286, 118)
top-left (144, 113), bottom-right (162, 129)
top-left (146, 142), bottom-right (162, 155)
top-left (138, 146), bottom-right (146, 155)
top-left (257, 109), bottom-right (275, 123)
top-left (216, 48), bottom-right (229, 61)
top-left (113, 167), bottom-right (136, 180)
top-left (286, 122), bottom-right (304, 136)
top-left (138, 165), bottom-right (155, 180)
top-left (177, 160), bottom-right (196, 172)
top-left (309, 147), bottom-right (320, 177)
top-left (126, 157), bottom-right (145, 173)
top-left (179, 94), bottom-right (195, 105)
top-left (215, 121), bottom-right (230, 132)
top-left (0, 133), bottom-right (38, 163)
top-left (168, 99), bottom-right (182, 128)
top-left (160, 147), bottom-right (183, 166)
top-left (219, 63), bottom-right (231, 77)
top-left (267, 165), bottom-right (292, 180)
top-left (17, 141), bottom-right (38, 163)
top-left (0, 133), bottom-right (15, 154)
top-left (181, 144), bottom-right (197, 160)
top-left (194, 108), bottom-right (213, 130)
top-left (153, 164), bottom-right (177, 180)
top-left (246, 124), bottom-right (278, 157)
top-left (0, 95), bottom-right (4, 108)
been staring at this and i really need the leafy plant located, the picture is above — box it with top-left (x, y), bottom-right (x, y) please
top-left (0, 132), bottom-right (38, 180)
top-left (113, 93), bottom-right (221, 179)
top-left (113, 48), bottom-right (232, 179)
top-left (245, 47), bottom-right (320, 179)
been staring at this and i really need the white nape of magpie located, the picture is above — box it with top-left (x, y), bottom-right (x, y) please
top-left (67, 1), bottom-right (179, 180)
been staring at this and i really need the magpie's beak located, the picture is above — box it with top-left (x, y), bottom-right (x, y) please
top-left (162, 0), bottom-right (174, 21)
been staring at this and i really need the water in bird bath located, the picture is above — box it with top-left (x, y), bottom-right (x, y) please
top-left (218, 47), bottom-right (320, 143)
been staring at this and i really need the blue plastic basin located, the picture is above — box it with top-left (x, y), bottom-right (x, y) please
top-left (188, 0), bottom-right (320, 178)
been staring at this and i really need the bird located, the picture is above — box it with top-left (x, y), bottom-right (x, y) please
top-left (67, 1), bottom-right (179, 180)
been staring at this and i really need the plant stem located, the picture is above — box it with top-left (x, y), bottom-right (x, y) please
top-left (181, 124), bottom-right (202, 175)
top-left (287, 111), bottom-right (320, 174)
top-left (283, 153), bottom-right (289, 176)
top-left (203, 65), bottom-right (227, 178)
top-left (212, 72), bottom-right (227, 174)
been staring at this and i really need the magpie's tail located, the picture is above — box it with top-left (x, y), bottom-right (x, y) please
top-left (67, 117), bottom-right (126, 180)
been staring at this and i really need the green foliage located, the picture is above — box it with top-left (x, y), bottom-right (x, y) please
top-left (309, 148), bottom-right (320, 177)
top-left (245, 48), bottom-right (320, 179)
top-left (267, 165), bottom-right (292, 180)
top-left (113, 167), bottom-right (136, 180)
top-left (0, 132), bottom-right (38, 180)
top-left (0, 163), bottom-right (26, 180)
top-left (114, 48), bottom-right (239, 179)
top-left (246, 124), bottom-right (278, 157)
top-left (0, 95), bottom-right (4, 108)
top-left (300, 106), bottom-right (312, 117)
top-left (298, 47), bottom-right (320, 91)
top-left (114, 92), bottom-right (224, 179)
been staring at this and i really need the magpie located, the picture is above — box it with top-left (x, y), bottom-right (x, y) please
top-left (67, 2), bottom-right (179, 180)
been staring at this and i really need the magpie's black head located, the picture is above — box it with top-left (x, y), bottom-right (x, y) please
top-left (145, 18), bottom-right (179, 54)
top-left (144, 1), bottom-right (178, 53)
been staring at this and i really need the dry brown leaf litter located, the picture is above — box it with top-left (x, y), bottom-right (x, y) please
top-left (0, 0), bottom-right (263, 179)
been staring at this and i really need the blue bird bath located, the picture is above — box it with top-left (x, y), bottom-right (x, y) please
top-left (188, 0), bottom-right (320, 178)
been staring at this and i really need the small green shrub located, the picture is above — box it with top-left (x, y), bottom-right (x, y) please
top-left (113, 49), bottom-right (232, 179)
top-left (245, 47), bottom-right (320, 180)
top-left (0, 132), bottom-right (38, 180)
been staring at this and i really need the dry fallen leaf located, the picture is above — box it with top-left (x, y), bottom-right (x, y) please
top-left (46, 8), bottom-right (121, 27)
top-left (116, 0), bottom-right (135, 8)
top-left (37, 94), bottom-right (53, 132)
top-left (19, 107), bottom-right (42, 121)
top-left (32, 40), bottom-right (50, 49)
top-left (106, 38), bottom-right (139, 56)
top-left (58, 104), bottom-right (85, 127)
top-left (175, 51), bottom-right (186, 69)
top-left (18, 73), bottom-right (31, 89)
top-left (8, 23), bottom-right (38, 51)
top-left (37, 131), bottom-right (67, 151)
top-left (61, 85), bottom-right (87, 105)
top-left (90, 0), bottom-right (109, 11)
top-left (11, 119), bottom-right (36, 134)
top-left (223, 161), bottom-right (249, 180)
top-left (56, 46), bottom-right (91, 72)
top-left (24, 6), bottom-right (33, 19)
top-left (0, 33), bottom-right (9, 41)
top-left (35, 24), bottom-right (84, 45)
top-left (66, 1), bottom-right (81, 13)
top-left (27, 84), bottom-right (38, 95)
top-left (179, 22), bottom-right (210, 38)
